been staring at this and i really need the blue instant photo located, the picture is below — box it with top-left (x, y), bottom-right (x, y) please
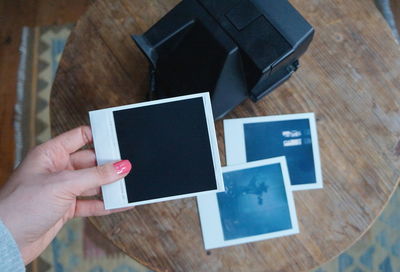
top-left (224, 113), bottom-right (322, 191)
top-left (217, 163), bottom-right (292, 240)
top-left (197, 157), bottom-right (299, 250)
top-left (244, 119), bottom-right (314, 186)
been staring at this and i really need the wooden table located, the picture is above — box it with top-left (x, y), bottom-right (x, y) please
top-left (50, 0), bottom-right (400, 271)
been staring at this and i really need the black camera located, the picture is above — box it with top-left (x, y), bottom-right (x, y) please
top-left (133, 0), bottom-right (314, 119)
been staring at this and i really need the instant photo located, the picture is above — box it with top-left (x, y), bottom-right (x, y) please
top-left (90, 93), bottom-right (224, 209)
top-left (224, 113), bottom-right (322, 190)
top-left (197, 157), bottom-right (299, 250)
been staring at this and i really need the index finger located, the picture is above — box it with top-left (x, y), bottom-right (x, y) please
top-left (46, 126), bottom-right (93, 154)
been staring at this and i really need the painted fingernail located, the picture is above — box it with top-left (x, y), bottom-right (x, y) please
top-left (113, 160), bottom-right (132, 175)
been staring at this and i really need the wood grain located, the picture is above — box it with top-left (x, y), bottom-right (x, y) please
top-left (390, 0), bottom-right (400, 33)
top-left (50, 0), bottom-right (400, 271)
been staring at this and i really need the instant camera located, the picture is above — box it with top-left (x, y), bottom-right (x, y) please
top-left (132, 0), bottom-right (314, 119)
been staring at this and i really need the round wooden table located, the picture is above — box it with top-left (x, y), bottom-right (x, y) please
top-left (50, 0), bottom-right (400, 271)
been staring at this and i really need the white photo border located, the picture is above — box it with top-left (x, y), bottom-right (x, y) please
top-left (197, 157), bottom-right (299, 250)
top-left (89, 92), bottom-right (224, 209)
top-left (223, 113), bottom-right (323, 191)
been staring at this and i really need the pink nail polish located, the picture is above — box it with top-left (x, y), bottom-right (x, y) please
top-left (113, 160), bottom-right (132, 175)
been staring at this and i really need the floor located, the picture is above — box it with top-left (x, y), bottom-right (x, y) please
top-left (0, 0), bottom-right (90, 186)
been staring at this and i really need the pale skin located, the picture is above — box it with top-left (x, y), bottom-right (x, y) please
top-left (0, 126), bottom-right (132, 265)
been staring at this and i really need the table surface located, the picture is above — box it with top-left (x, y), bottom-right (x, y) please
top-left (50, 0), bottom-right (400, 271)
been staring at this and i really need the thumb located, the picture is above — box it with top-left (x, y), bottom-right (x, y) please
top-left (64, 160), bottom-right (132, 196)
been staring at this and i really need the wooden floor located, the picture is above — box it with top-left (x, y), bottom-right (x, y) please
top-left (392, 0), bottom-right (400, 31)
top-left (0, 0), bottom-right (90, 186)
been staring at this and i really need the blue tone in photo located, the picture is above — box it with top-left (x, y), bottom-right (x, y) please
top-left (244, 119), bottom-right (316, 185)
top-left (217, 163), bottom-right (292, 240)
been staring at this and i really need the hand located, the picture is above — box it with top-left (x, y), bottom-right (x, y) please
top-left (0, 126), bottom-right (132, 265)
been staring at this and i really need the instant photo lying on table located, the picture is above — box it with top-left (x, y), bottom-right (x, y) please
top-left (89, 93), bottom-right (224, 210)
top-left (224, 113), bottom-right (323, 190)
top-left (197, 157), bottom-right (299, 249)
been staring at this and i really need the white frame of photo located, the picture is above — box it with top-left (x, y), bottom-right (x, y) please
top-left (223, 113), bottom-right (323, 191)
top-left (89, 92), bottom-right (224, 209)
top-left (197, 157), bottom-right (299, 250)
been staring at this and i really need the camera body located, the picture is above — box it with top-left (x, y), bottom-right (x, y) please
top-left (133, 0), bottom-right (314, 119)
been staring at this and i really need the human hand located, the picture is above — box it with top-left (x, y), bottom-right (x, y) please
top-left (0, 126), bottom-right (132, 265)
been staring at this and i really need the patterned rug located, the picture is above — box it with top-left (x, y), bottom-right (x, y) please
top-left (16, 12), bottom-right (400, 272)
top-left (16, 24), bottom-right (150, 272)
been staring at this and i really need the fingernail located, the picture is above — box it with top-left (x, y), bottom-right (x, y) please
top-left (113, 160), bottom-right (132, 175)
